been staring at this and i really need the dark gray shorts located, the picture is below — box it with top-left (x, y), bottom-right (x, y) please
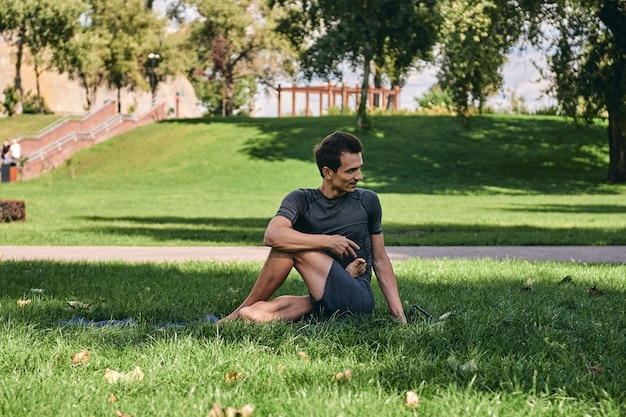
top-left (310, 261), bottom-right (375, 318)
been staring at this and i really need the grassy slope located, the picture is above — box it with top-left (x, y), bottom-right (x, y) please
top-left (0, 114), bottom-right (625, 245)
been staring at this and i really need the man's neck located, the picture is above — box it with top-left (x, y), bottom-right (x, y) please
top-left (318, 184), bottom-right (346, 199)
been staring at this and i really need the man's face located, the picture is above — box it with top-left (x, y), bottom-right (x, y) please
top-left (329, 152), bottom-right (364, 193)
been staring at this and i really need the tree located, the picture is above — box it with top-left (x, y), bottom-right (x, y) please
top-left (186, 0), bottom-right (295, 116)
top-left (436, 0), bottom-right (525, 116)
top-left (0, 0), bottom-right (86, 115)
top-left (271, 0), bottom-right (440, 128)
top-left (89, 0), bottom-right (164, 113)
top-left (522, 0), bottom-right (626, 182)
top-left (58, 27), bottom-right (108, 110)
top-left (22, 0), bottom-right (85, 114)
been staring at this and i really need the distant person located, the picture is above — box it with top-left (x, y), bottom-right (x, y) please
top-left (1, 140), bottom-right (10, 164)
top-left (221, 131), bottom-right (406, 324)
top-left (9, 139), bottom-right (21, 166)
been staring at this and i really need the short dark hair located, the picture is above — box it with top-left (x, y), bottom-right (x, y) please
top-left (314, 131), bottom-right (363, 177)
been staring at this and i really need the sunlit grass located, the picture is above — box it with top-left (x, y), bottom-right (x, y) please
top-left (1, 114), bottom-right (624, 246)
top-left (0, 258), bottom-right (624, 416)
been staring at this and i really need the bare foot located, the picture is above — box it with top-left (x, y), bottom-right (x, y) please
top-left (345, 258), bottom-right (367, 277)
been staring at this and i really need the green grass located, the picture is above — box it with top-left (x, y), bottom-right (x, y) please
top-left (1, 114), bottom-right (625, 246)
top-left (1, 115), bottom-right (625, 415)
top-left (0, 114), bottom-right (63, 139)
top-left (1, 258), bottom-right (624, 416)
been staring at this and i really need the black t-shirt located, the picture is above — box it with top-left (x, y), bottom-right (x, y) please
top-left (275, 188), bottom-right (383, 280)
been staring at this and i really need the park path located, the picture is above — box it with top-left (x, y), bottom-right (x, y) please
top-left (1, 246), bottom-right (625, 264)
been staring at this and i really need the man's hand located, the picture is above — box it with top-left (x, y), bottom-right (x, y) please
top-left (326, 235), bottom-right (359, 259)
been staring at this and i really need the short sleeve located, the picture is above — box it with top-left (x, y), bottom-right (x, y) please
top-left (275, 189), bottom-right (308, 225)
top-left (361, 189), bottom-right (383, 234)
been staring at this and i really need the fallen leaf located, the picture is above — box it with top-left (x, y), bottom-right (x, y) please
top-left (67, 300), bottom-right (91, 309)
top-left (225, 407), bottom-right (238, 417)
top-left (224, 371), bottom-right (243, 383)
top-left (115, 410), bottom-right (133, 417)
top-left (404, 391), bottom-right (420, 408)
top-left (587, 286), bottom-right (605, 296)
top-left (70, 349), bottom-right (91, 365)
top-left (331, 368), bottom-right (352, 382)
top-left (239, 404), bottom-right (254, 417)
top-left (586, 364), bottom-right (603, 375)
top-left (208, 402), bottom-right (225, 417)
top-left (108, 393), bottom-right (117, 403)
top-left (297, 351), bottom-right (310, 361)
top-left (17, 299), bottom-right (31, 307)
top-left (460, 359), bottom-right (478, 374)
top-left (559, 275), bottom-right (573, 284)
top-left (104, 366), bottom-right (144, 384)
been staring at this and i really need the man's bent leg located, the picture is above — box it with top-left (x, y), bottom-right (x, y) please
top-left (220, 248), bottom-right (296, 322)
top-left (239, 295), bottom-right (313, 323)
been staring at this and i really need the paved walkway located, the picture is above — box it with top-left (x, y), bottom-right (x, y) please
top-left (1, 246), bottom-right (625, 263)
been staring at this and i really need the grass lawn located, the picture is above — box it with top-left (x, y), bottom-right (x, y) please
top-left (0, 114), bottom-right (63, 139)
top-left (1, 258), bottom-right (624, 416)
top-left (0, 114), bottom-right (625, 416)
top-left (0, 114), bottom-right (625, 246)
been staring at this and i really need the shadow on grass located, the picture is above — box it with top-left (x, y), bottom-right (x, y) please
top-left (73, 215), bottom-right (626, 245)
top-left (162, 115), bottom-right (616, 195)
top-left (1, 260), bottom-right (625, 400)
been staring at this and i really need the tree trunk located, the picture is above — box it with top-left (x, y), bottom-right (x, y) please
top-left (14, 35), bottom-right (24, 115)
top-left (606, 103), bottom-right (626, 183)
top-left (117, 87), bottom-right (122, 113)
top-left (224, 77), bottom-right (234, 116)
top-left (34, 63), bottom-right (44, 114)
top-left (356, 59), bottom-right (371, 129)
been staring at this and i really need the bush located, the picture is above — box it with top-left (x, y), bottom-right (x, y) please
top-left (2, 86), bottom-right (19, 116)
top-left (22, 91), bottom-right (53, 114)
top-left (0, 199), bottom-right (26, 223)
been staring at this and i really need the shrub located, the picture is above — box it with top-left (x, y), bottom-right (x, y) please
top-left (0, 199), bottom-right (26, 223)
top-left (2, 86), bottom-right (19, 116)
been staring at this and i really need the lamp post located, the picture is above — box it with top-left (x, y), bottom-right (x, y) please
top-left (148, 52), bottom-right (160, 102)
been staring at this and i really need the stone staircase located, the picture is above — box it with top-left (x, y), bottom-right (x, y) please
top-left (14, 100), bottom-right (164, 181)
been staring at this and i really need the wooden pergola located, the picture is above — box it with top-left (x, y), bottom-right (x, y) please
top-left (276, 82), bottom-right (401, 117)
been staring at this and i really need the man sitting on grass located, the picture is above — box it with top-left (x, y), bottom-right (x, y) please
top-left (221, 131), bottom-right (406, 324)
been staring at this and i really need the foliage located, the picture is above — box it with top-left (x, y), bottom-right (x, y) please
top-left (415, 85), bottom-right (454, 112)
top-left (1, 86), bottom-right (19, 116)
top-left (21, 91), bottom-right (52, 115)
top-left (88, 0), bottom-right (165, 113)
top-left (270, 0), bottom-right (441, 129)
top-left (0, 0), bottom-right (85, 114)
top-left (437, 0), bottom-right (525, 116)
top-left (186, 0), bottom-right (295, 116)
top-left (525, 0), bottom-right (626, 182)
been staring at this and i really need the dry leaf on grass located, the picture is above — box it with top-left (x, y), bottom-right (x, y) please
top-left (208, 402), bottom-right (254, 417)
top-left (587, 286), bottom-right (605, 296)
top-left (68, 300), bottom-right (92, 309)
top-left (586, 364), bottom-right (603, 375)
top-left (17, 299), bottom-right (31, 307)
top-left (115, 410), bottom-right (133, 417)
top-left (297, 351), bottom-right (310, 361)
top-left (404, 391), bottom-right (420, 408)
top-left (224, 371), bottom-right (243, 383)
top-left (70, 349), bottom-right (91, 365)
top-left (104, 366), bottom-right (144, 384)
top-left (108, 393), bottom-right (117, 403)
top-left (331, 369), bottom-right (352, 382)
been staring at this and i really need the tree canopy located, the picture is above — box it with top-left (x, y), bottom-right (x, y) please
top-left (271, 0), bottom-right (441, 128)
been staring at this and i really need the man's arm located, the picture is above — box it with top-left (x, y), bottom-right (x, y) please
top-left (371, 233), bottom-right (407, 324)
top-left (264, 216), bottom-right (359, 259)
